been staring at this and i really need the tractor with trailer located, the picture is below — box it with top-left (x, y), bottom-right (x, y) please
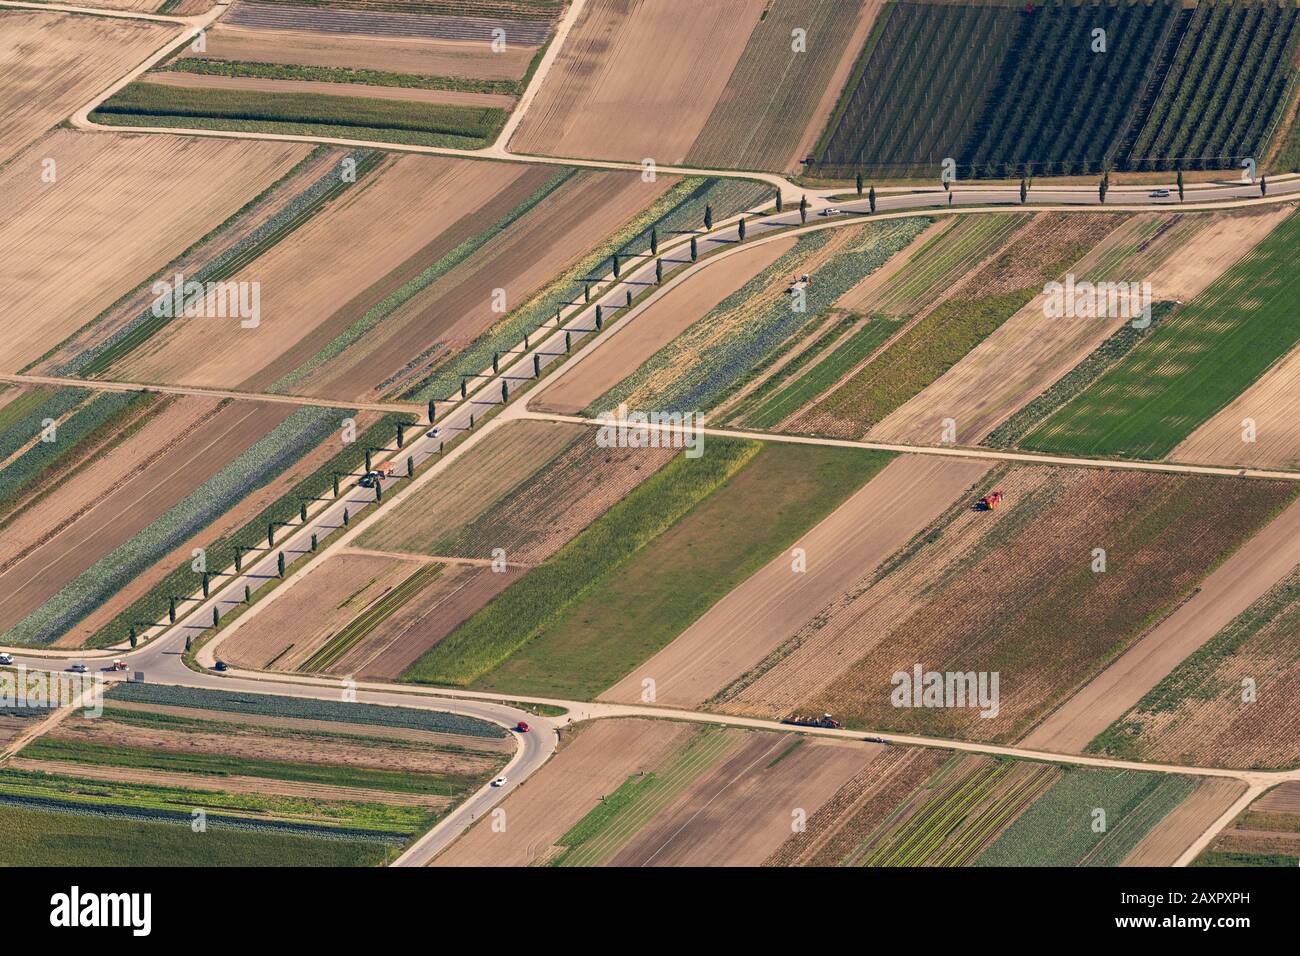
top-left (783, 713), bottom-right (842, 729)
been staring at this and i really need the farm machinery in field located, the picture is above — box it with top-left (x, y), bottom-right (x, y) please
top-left (974, 490), bottom-right (1004, 511)
top-left (783, 713), bottom-right (842, 729)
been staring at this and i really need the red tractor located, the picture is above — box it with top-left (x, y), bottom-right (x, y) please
top-left (976, 490), bottom-right (1004, 511)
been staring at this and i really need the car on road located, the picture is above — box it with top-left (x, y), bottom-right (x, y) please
top-left (490, 776), bottom-right (508, 788)
top-left (0, 653), bottom-right (12, 666)
top-left (818, 207), bottom-right (842, 217)
top-left (67, 663), bottom-right (88, 673)
top-left (515, 721), bottom-right (530, 733)
top-left (427, 427), bottom-right (442, 439)
top-left (358, 471), bottom-right (381, 488)
top-left (1150, 188), bottom-right (1171, 198)
top-left (214, 661), bottom-right (229, 672)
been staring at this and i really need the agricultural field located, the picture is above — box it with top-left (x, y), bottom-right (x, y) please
top-left (593, 217), bottom-right (932, 417)
top-left (715, 464), bottom-right (1297, 744)
top-left (0, 11), bottom-right (173, 167)
top-left (0, 389), bottom-right (358, 647)
top-left (402, 439), bottom-right (899, 698)
top-left (1195, 783), bottom-right (1300, 866)
top-left (0, 685), bottom-right (509, 865)
top-left (786, 213), bottom-right (1127, 440)
top-left (439, 719), bottom-right (875, 866)
top-left (0, 130), bottom-right (311, 373)
top-left (683, 0), bottom-right (883, 172)
top-left (98, 157), bottom-right (670, 401)
top-left (1022, 208), bottom-right (1300, 459)
top-left (812, 0), bottom-right (1300, 179)
top-left (1089, 562), bottom-right (1300, 771)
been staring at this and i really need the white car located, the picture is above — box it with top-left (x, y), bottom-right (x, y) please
top-left (490, 776), bottom-right (508, 788)
top-left (67, 663), bottom-right (88, 673)
top-left (426, 427), bottom-right (442, 439)
top-left (1150, 188), bottom-right (1171, 198)
top-left (818, 207), bottom-right (842, 217)
top-left (0, 653), bottom-right (13, 666)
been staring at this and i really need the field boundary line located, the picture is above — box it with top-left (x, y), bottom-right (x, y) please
top-left (519, 410), bottom-right (1300, 482)
top-left (0, 374), bottom-right (423, 415)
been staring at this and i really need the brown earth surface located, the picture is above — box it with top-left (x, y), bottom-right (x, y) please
top-left (186, 24), bottom-right (537, 80)
top-left (1120, 778), bottom-right (1248, 866)
top-left (358, 420), bottom-right (581, 554)
top-left (0, 12), bottom-right (172, 166)
top-left (510, 0), bottom-right (768, 163)
top-left (50, 712), bottom-right (502, 778)
top-left (433, 718), bottom-right (693, 866)
top-left (108, 154), bottom-right (539, 393)
top-left (764, 745), bottom-right (953, 866)
top-left (1254, 783), bottom-right (1300, 814)
top-left (533, 237), bottom-right (797, 415)
top-left (1021, 493), bottom-right (1300, 755)
top-left (219, 551), bottom-right (420, 671)
top-left (0, 398), bottom-right (292, 634)
top-left (295, 169), bottom-right (672, 402)
top-left (601, 454), bottom-right (993, 708)
top-left (0, 130), bottom-right (309, 372)
top-left (337, 562), bottom-right (524, 679)
top-left (607, 735), bottom-right (878, 866)
top-left (145, 69), bottom-right (516, 108)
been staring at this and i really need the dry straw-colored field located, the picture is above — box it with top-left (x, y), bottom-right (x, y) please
top-left (0, 131), bottom-right (309, 372)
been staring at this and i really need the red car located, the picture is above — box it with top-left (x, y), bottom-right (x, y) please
top-left (515, 721), bottom-right (530, 733)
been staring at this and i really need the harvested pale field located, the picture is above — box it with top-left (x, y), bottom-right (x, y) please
top-left (1145, 206), bottom-right (1293, 303)
top-left (722, 465), bottom-right (1296, 744)
top-left (533, 237), bottom-right (797, 415)
top-left (1197, 786), bottom-right (1300, 864)
top-left (295, 169), bottom-right (671, 402)
top-left (511, 0), bottom-right (768, 163)
top-left (186, 24), bottom-right (537, 80)
top-left (601, 454), bottom-right (992, 708)
top-left (0, 130), bottom-right (309, 373)
top-left (1173, 343), bottom-right (1300, 468)
top-left (6, 757), bottom-right (453, 809)
top-left (54, 409), bottom-right (382, 648)
top-left (765, 745), bottom-right (952, 866)
top-left (358, 420), bottom-right (581, 554)
top-left (434, 718), bottom-right (693, 866)
top-left (48, 712), bottom-right (501, 778)
top-left (145, 70), bottom-right (516, 109)
top-left (336, 562), bottom-right (524, 679)
top-left (684, 0), bottom-right (883, 172)
top-left (1121, 778), bottom-right (1248, 867)
top-left (1254, 783), bottom-right (1300, 814)
top-left (607, 735), bottom-right (878, 867)
top-left (220, 551), bottom-right (420, 671)
top-left (103, 699), bottom-right (515, 753)
top-left (1023, 494), bottom-right (1300, 756)
top-left (0, 11), bottom-right (172, 165)
top-left (0, 397), bottom-right (292, 634)
top-left (869, 214), bottom-right (1204, 446)
top-left (108, 154), bottom-right (541, 392)
top-left (64, 0), bottom-right (165, 11)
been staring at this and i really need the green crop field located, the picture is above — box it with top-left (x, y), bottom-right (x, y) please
top-left (91, 82), bottom-right (507, 149)
top-left (0, 801), bottom-right (393, 866)
top-left (975, 767), bottom-right (1198, 866)
top-left (470, 441), bottom-right (896, 698)
top-left (814, 0), bottom-right (1300, 179)
top-left (1022, 209), bottom-right (1300, 458)
top-left (400, 439), bottom-right (762, 688)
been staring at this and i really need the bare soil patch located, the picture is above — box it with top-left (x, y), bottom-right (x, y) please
top-left (1121, 778), bottom-right (1247, 866)
top-left (0, 130), bottom-right (309, 373)
top-left (433, 717), bottom-right (693, 866)
top-left (510, 0), bottom-right (768, 163)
